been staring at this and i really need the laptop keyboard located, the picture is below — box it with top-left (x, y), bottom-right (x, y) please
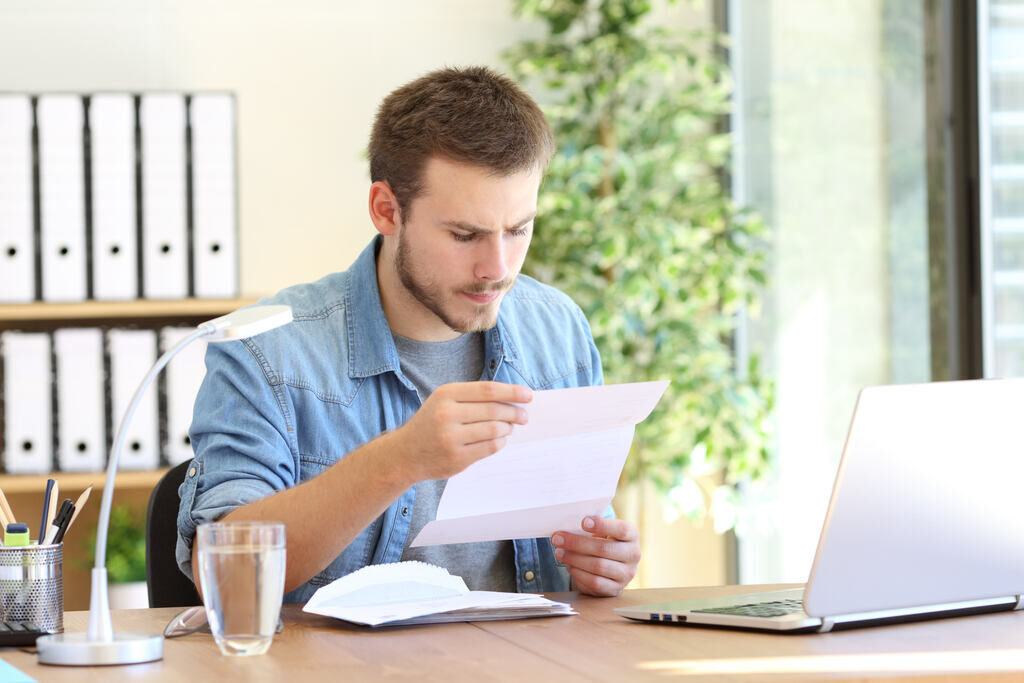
top-left (693, 598), bottom-right (805, 618)
top-left (0, 620), bottom-right (52, 646)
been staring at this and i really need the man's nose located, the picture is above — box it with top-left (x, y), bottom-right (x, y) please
top-left (475, 236), bottom-right (509, 282)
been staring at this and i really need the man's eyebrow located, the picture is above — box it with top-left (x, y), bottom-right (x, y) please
top-left (441, 212), bottom-right (537, 233)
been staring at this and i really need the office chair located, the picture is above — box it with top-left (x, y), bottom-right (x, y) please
top-left (145, 460), bottom-right (202, 608)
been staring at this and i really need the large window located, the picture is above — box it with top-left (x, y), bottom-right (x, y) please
top-left (728, 0), bottom-right (944, 581)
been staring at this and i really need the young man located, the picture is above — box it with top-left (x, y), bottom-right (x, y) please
top-left (176, 66), bottom-right (641, 602)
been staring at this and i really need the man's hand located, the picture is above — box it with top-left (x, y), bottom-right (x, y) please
top-left (393, 381), bottom-right (532, 482)
top-left (551, 517), bottom-right (641, 597)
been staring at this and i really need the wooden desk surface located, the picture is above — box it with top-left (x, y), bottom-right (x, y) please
top-left (4, 584), bottom-right (1024, 682)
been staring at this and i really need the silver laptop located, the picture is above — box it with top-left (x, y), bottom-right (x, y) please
top-left (615, 378), bottom-right (1024, 633)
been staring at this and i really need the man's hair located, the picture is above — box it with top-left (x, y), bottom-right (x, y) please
top-left (368, 66), bottom-right (554, 217)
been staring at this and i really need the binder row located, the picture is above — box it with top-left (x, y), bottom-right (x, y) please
top-left (0, 327), bottom-right (207, 474)
top-left (0, 92), bottom-right (238, 303)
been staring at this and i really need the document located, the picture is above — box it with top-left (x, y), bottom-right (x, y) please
top-left (190, 93), bottom-right (238, 299)
top-left (38, 94), bottom-right (88, 302)
top-left (140, 93), bottom-right (188, 299)
top-left (1, 332), bottom-right (53, 474)
top-left (303, 561), bottom-right (575, 627)
top-left (0, 95), bottom-right (35, 303)
top-left (54, 328), bottom-right (106, 472)
top-left (90, 93), bottom-right (138, 300)
top-left (410, 380), bottom-right (669, 548)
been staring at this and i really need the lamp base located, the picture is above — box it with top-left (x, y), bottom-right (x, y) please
top-left (36, 631), bottom-right (163, 666)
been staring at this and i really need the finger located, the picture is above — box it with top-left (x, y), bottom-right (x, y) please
top-left (456, 436), bottom-right (509, 467)
top-left (565, 565), bottom-right (626, 597)
top-left (554, 547), bottom-right (634, 586)
top-left (581, 516), bottom-right (638, 543)
top-left (443, 381), bottom-right (533, 404)
top-left (552, 532), bottom-right (641, 566)
top-left (454, 401), bottom-right (529, 426)
top-left (460, 420), bottom-right (516, 446)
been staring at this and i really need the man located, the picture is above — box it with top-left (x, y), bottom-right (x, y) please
top-left (176, 66), bottom-right (641, 602)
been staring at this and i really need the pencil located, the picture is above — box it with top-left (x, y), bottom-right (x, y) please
top-left (67, 485), bottom-right (93, 532)
top-left (0, 488), bottom-right (15, 525)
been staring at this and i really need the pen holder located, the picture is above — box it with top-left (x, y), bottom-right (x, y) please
top-left (0, 544), bottom-right (63, 633)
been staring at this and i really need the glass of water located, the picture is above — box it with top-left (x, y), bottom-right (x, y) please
top-left (196, 521), bottom-right (286, 656)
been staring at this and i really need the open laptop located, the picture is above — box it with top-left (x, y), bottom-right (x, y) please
top-left (614, 378), bottom-right (1024, 633)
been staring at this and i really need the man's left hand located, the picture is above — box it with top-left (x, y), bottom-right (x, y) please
top-left (551, 517), bottom-right (640, 597)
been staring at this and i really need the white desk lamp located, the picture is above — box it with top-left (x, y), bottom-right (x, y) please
top-left (36, 304), bottom-right (293, 666)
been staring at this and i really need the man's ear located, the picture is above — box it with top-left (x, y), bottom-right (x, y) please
top-left (368, 181), bottom-right (401, 236)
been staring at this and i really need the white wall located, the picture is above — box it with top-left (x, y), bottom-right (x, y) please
top-left (0, 0), bottom-right (540, 295)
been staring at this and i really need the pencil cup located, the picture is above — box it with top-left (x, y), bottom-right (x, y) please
top-left (0, 543), bottom-right (63, 633)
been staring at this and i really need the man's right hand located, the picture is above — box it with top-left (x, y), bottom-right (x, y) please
top-left (392, 381), bottom-right (532, 481)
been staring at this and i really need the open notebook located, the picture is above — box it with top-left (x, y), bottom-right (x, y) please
top-left (303, 561), bottom-right (575, 627)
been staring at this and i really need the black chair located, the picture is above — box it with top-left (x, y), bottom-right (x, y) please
top-left (146, 460), bottom-right (201, 608)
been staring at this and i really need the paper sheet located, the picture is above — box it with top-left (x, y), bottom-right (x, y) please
top-left (410, 380), bottom-right (669, 547)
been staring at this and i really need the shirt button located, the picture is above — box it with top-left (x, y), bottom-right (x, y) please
top-left (489, 359), bottom-right (497, 371)
top-left (401, 507), bottom-right (409, 516)
top-left (188, 467), bottom-right (197, 478)
top-left (524, 570), bottom-right (535, 582)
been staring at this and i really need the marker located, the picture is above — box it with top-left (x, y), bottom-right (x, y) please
top-left (5, 523), bottom-right (29, 547)
top-left (39, 479), bottom-right (55, 545)
top-left (43, 499), bottom-right (74, 545)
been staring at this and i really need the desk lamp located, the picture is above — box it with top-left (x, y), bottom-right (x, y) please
top-left (36, 305), bottom-right (293, 666)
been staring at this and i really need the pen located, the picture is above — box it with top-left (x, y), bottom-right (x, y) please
top-left (43, 499), bottom-right (74, 545)
top-left (45, 480), bottom-right (59, 539)
top-left (39, 479), bottom-right (54, 545)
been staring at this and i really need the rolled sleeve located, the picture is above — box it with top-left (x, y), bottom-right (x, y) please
top-left (175, 336), bottom-right (297, 581)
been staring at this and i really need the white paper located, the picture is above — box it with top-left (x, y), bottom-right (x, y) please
top-left (303, 561), bottom-right (574, 627)
top-left (410, 380), bottom-right (669, 547)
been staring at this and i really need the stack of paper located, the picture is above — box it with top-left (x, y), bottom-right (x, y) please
top-left (303, 561), bottom-right (575, 627)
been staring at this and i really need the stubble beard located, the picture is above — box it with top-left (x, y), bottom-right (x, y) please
top-left (394, 235), bottom-right (515, 334)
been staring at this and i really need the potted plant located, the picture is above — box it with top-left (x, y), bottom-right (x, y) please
top-left (505, 0), bottom-right (773, 529)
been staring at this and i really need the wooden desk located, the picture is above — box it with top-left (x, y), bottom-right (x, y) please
top-left (4, 584), bottom-right (1024, 682)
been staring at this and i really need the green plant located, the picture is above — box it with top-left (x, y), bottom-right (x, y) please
top-left (505, 0), bottom-right (773, 523)
top-left (82, 504), bottom-right (147, 584)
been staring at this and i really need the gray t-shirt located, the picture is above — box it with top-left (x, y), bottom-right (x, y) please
top-left (394, 332), bottom-right (516, 592)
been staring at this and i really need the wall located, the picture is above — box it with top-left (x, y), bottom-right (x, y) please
top-left (0, 0), bottom-right (728, 591)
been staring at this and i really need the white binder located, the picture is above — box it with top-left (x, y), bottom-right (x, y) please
top-left (54, 328), bottom-right (106, 472)
top-left (38, 94), bottom-right (88, 302)
top-left (140, 93), bottom-right (188, 299)
top-left (0, 95), bottom-right (36, 303)
top-left (1, 332), bottom-right (53, 474)
top-left (90, 94), bottom-right (138, 301)
top-left (161, 327), bottom-right (207, 465)
top-left (190, 93), bottom-right (239, 299)
top-left (107, 328), bottom-right (159, 470)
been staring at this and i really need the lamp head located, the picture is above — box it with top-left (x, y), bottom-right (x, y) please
top-left (201, 304), bottom-right (293, 341)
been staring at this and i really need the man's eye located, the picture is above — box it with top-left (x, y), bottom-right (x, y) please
top-left (509, 227), bottom-right (530, 237)
top-left (452, 232), bottom-right (475, 242)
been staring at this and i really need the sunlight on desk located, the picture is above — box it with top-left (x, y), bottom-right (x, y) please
top-left (637, 649), bottom-right (1024, 676)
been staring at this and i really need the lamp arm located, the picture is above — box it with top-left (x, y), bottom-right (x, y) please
top-left (93, 325), bottom-right (213, 569)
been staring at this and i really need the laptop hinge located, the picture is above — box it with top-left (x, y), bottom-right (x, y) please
top-left (817, 617), bottom-right (837, 633)
top-left (1014, 595), bottom-right (1024, 611)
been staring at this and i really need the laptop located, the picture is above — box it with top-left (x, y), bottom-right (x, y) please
top-left (614, 378), bottom-right (1024, 633)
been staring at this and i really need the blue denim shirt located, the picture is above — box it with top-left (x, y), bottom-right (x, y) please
top-left (176, 237), bottom-right (604, 603)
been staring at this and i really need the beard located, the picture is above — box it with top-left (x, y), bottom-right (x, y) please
top-left (394, 234), bottom-right (515, 334)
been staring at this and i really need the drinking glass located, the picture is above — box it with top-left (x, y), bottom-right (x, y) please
top-left (196, 521), bottom-right (286, 656)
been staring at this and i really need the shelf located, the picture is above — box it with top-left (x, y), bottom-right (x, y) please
top-left (0, 298), bottom-right (258, 323)
top-left (0, 468), bottom-right (169, 494)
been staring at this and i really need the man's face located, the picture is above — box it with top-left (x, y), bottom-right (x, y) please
top-left (391, 156), bottom-right (540, 337)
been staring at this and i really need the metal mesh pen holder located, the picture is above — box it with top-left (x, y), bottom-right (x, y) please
top-left (0, 544), bottom-right (63, 633)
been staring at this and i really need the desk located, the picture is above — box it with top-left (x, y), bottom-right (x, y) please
top-left (4, 584), bottom-right (1024, 682)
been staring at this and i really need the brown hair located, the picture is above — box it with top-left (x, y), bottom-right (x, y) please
top-left (368, 66), bottom-right (554, 217)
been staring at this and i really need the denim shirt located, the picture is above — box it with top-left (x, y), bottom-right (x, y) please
top-left (176, 237), bottom-right (604, 603)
